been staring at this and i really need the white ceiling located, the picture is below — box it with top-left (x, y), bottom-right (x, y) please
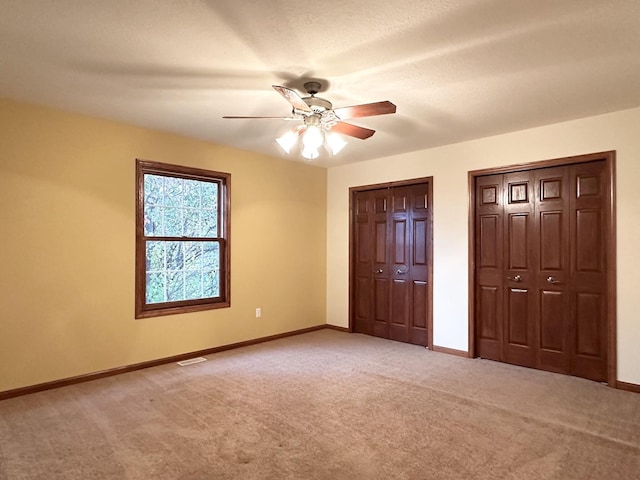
top-left (2, 0), bottom-right (639, 167)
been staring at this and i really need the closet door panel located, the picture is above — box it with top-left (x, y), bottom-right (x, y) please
top-left (407, 183), bottom-right (431, 346)
top-left (354, 192), bottom-right (374, 335)
top-left (536, 167), bottom-right (571, 374)
top-left (503, 172), bottom-right (535, 368)
top-left (570, 161), bottom-right (607, 381)
top-left (475, 176), bottom-right (504, 361)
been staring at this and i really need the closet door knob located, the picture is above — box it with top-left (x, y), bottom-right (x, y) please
top-left (374, 269), bottom-right (383, 274)
top-left (507, 275), bottom-right (522, 282)
top-left (396, 269), bottom-right (407, 275)
top-left (547, 276), bottom-right (560, 284)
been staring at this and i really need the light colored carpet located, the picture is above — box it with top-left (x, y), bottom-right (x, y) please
top-left (0, 330), bottom-right (638, 479)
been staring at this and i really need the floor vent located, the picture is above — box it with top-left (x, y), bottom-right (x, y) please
top-left (177, 357), bottom-right (207, 367)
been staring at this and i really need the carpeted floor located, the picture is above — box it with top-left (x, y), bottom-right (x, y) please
top-left (0, 330), bottom-right (638, 479)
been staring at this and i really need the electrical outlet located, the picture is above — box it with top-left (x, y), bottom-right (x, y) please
top-left (255, 308), bottom-right (261, 318)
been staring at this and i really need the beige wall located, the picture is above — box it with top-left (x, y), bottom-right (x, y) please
top-left (0, 99), bottom-right (327, 393)
top-left (327, 107), bottom-right (640, 385)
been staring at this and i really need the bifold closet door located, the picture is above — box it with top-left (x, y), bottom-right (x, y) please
top-left (534, 166), bottom-right (572, 374)
top-left (353, 183), bottom-right (431, 346)
top-left (567, 161), bottom-right (608, 381)
top-left (475, 161), bottom-right (607, 382)
top-left (502, 170), bottom-right (537, 369)
top-left (475, 171), bottom-right (539, 369)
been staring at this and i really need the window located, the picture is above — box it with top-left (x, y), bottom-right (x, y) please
top-left (135, 160), bottom-right (230, 318)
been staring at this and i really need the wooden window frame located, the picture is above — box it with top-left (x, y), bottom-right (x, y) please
top-left (135, 159), bottom-right (230, 319)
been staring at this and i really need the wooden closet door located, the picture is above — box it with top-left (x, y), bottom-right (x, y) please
top-left (387, 184), bottom-right (431, 345)
top-left (502, 171), bottom-right (536, 368)
top-left (353, 188), bottom-right (390, 339)
top-left (570, 161), bottom-right (607, 381)
top-left (475, 171), bottom-right (538, 367)
top-left (475, 175), bottom-right (505, 361)
top-left (535, 166), bottom-right (572, 374)
top-left (388, 186), bottom-right (411, 342)
top-left (475, 160), bottom-right (608, 382)
top-left (353, 183), bottom-right (431, 346)
top-left (407, 183), bottom-right (430, 346)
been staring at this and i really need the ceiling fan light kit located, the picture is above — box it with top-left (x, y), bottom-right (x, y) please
top-left (276, 125), bottom-right (347, 159)
top-left (224, 81), bottom-right (396, 161)
top-left (275, 130), bottom-right (298, 154)
top-left (300, 125), bottom-right (323, 160)
top-left (325, 132), bottom-right (348, 155)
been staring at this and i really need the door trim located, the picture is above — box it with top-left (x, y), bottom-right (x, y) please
top-left (349, 177), bottom-right (434, 349)
top-left (467, 151), bottom-right (617, 386)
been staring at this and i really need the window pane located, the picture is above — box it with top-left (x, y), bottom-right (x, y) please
top-left (164, 177), bottom-right (183, 206)
top-left (146, 241), bottom-right (165, 271)
top-left (144, 205), bottom-right (163, 236)
top-left (183, 179), bottom-right (201, 208)
top-left (201, 182), bottom-right (218, 206)
top-left (203, 242), bottom-right (219, 266)
top-left (144, 240), bottom-right (219, 304)
top-left (184, 242), bottom-right (202, 270)
top-left (167, 271), bottom-right (185, 301)
top-left (183, 208), bottom-right (201, 237)
top-left (164, 207), bottom-right (184, 237)
top-left (142, 174), bottom-right (220, 239)
top-left (166, 241), bottom-right (183, 270)
top-left (203, 269), bottom-right (220, 297)
top-left (201, 209), bottom-right (218, 236)
top-left (146, 272), bottom-right (166, 304)
top-left (185, 271), bottom-right (203, 300)
top-left (144, 174), bottom-right (164, 206)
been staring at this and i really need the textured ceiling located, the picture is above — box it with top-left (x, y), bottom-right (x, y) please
top-left (2, 0), bottom-right (639, 167)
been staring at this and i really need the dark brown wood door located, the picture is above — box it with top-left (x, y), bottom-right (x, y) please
top-left (535, 166), bottom-right (571, 375)
top-left (475, 161), bottom-right (608, 382)
top-left (353, 183), bottom-right (431, 346)
top-left (569, 161), bottom-right (608, 381)
top-left (503, 170), bottom-right (536, 369)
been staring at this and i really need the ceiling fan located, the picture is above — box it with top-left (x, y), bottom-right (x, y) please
top-left (223, 82), bottom-right (396, 159)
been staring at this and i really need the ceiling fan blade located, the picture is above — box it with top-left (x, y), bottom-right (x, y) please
top-left (272, 85), bottom-right (312, 112)
top-left (333, 101), bottom-right (396, 119)
top-left (222, 116), bottom-right (297, 120)
top-left (331, 121), bottom-right (375, 139)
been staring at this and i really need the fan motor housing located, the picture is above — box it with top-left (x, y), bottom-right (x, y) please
top-left (302, 96), bottom-right (332, 112)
